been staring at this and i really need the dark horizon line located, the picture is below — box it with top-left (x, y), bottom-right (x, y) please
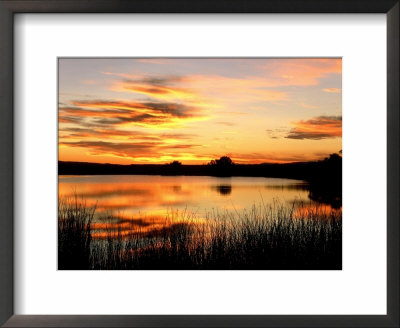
top-left (58, 157), bottom-right (342, 186)
top-left (58, 159), bottom-right (318, 166)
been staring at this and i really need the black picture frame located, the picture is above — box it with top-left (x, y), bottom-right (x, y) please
top-left (0, 1), bottom-right (398, 327)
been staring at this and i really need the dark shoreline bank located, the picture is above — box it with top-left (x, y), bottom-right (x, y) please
top-left (59, 157), bottom-right (341, 183)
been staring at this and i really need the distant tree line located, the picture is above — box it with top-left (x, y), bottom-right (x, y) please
top-left (59, 152), bottom-right (341, 182)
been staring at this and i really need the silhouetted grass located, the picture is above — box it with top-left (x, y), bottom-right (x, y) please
top-left (58, 196), bottom-right (95, 269)
top-left (58, 198), bottom-right (342, 270)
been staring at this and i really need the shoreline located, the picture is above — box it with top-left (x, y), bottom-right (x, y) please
top-left (58, 159), bottom-right (342, 183)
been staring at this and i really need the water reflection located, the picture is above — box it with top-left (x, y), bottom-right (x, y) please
top-left (59, 175), bottom-right (341, 238)
top-left (308, 184), bottom-right (342, 209)
top-left (213, 184), bottom-right (232, 196)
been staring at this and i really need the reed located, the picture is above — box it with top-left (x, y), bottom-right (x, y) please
top-left (58, 195), bottom-right (95, 269)
top-left (58, 198), bottom-right (342, 270)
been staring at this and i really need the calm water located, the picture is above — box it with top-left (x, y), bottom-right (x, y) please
top-left (59, 175), bottom-right (328, 237)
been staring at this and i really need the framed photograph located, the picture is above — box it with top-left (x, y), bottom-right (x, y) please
top-left (0, 1), bottom-right (398, 327)
top-left (57, 57), bottom-right (343, 271)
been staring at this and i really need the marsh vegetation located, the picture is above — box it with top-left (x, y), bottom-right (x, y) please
top-left (58, 196), bottom-right (342, 270)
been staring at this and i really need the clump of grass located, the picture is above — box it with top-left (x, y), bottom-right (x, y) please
top-left (58, 198), bottom-right (342, 270)
top-left (58, 196), bottom-right (95, 269)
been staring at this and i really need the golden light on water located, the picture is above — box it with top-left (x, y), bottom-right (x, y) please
top-left (59, 175), bottom-right (341, 240)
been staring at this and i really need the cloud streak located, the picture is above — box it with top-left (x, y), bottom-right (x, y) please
top-left (261, 58), bottom-right (341, 87)
top-left (111, 75), bottom-right (196, 101)
top-left (286, 116), bottom-right (342, 140)
top-left (60, 140), bottom-right (201, 159)
top-left (322, 88), bottom-right (341, 93)
top-left (59, 99), bottom-right (208, 129)
top-left (109, 73), bottom-right (288, 105)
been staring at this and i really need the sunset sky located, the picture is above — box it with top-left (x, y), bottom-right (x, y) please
top-left (58, 58), bottom-right (342, 164)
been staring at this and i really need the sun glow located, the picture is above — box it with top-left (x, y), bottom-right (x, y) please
top-left (59, 58), bottom-right (342, 164)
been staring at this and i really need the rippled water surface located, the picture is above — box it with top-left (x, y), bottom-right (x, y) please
top-left (58, 175), bottom-right (321, 220)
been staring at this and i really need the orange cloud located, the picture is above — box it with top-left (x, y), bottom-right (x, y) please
top-left (261, 58), bottom-right (341, 86)
top-left (60, 106), bottom-right (133, 118)
top-left (122, 83), bottom-right (194, 100)
top-left (109, 75), bottom-right (196, 102)
top-left (297, 102), bottom-right (319, 109)
top-left (71, 100), bottom-right (199, 118)
top-left (108, 73), bottom-right (288, 105)
top-left (59, 140), bottom-right (202, 162)
top-left (59, 99), bottom-right (208, 129)
top-left (215, 152), bottom-right (321, 164)
top-left (103, 59), bottom-right (340, 110)
top-left (286, 116), bottom-right (342, 140)
top-left (322, 88), bottom-right (341, 93)
top-left (59, 125), bottom-right (198, 143)
top-left (183, 74), bottom-right (288, 102)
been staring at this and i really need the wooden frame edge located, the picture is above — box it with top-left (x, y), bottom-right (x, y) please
top-left (0, 1), bottom-right (398, 327)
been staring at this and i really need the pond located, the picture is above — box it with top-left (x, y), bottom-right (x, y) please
top-left (58, 175), bottom-right (338, 236)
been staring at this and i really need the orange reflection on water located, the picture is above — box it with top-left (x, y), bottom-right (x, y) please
top-left (58, 176), bottom-right (194, 215)
top-left (90, 214), bottom-right (205, 240)
top-left (59, 175), bottom-right (340, 239)
top-left (292, 203), bottom-right (341, 220)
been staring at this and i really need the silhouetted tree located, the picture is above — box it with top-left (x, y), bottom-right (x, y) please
top-left (169, 160), bottom-right (182, 167)
top-left (218, 156), bottom-right (234, 166)
top-left (324, 153), bottom-right (342, 163)
top-left (303, 152), bottom-right (342, 208)
top-left (208, 156), bottom-right (235, 176)
top-left (165, 160), bottom-right (183, 175)
top-left (208, 156), bottom-right (234, 166)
